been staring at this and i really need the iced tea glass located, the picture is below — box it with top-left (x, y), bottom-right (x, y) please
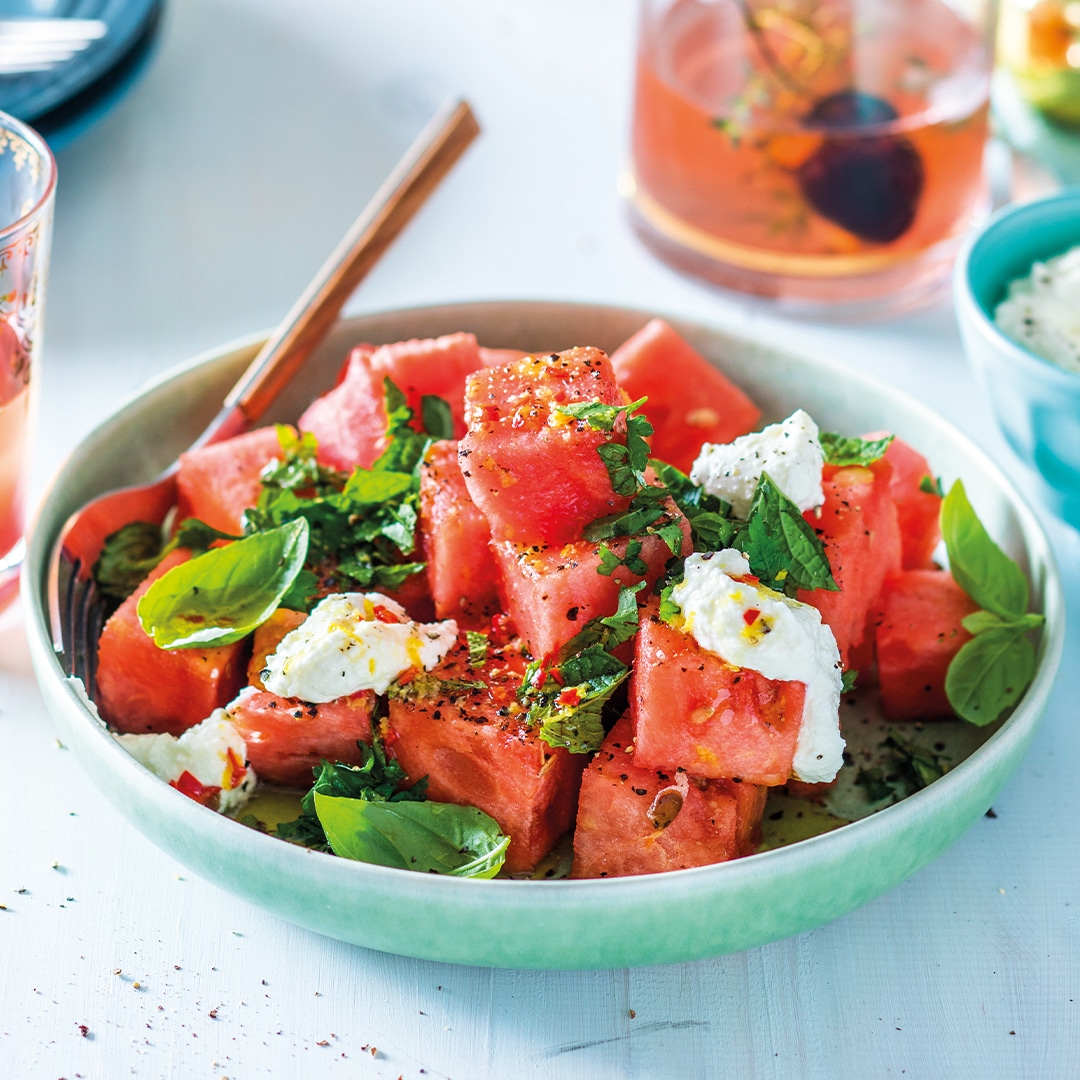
top-left (0, 112), bottom-right (54, 612)
top-left (625, 0), bottom-right (998, 312)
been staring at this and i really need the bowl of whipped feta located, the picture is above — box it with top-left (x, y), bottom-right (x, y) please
top-left (954, 188), bottom-right (1080, 525)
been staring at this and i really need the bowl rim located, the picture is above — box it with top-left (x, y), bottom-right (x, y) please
top-left (22, 299), bottom-right (1067, 966)
top-left (954, 188), bottom-right (1080, 389)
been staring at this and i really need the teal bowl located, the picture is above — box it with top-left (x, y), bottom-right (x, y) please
top-left (24, 302), bottom-right (1064, 969)
top-left (954, 189), bottom-right (1080, 525)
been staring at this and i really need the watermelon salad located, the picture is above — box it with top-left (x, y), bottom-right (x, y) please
top-left (87, 318), bottom-right (1044, 880)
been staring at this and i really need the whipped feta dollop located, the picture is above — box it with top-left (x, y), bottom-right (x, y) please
top-left (669, 550), bottom-right (845, 784)
top-left (689, 409), bottom-right (824, 518)
top-left (994, 245), bottom-right (1080, 373)
top-left (261, 592), bottom-right (458, 701)
top-left (116, 710), bottom-right (255, 815)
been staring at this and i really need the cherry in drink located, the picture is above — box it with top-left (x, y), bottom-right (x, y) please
top-left (627, 0), bottom-right (997, 312)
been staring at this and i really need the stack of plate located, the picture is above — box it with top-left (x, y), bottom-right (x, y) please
top-left (0, 0), bottom-right (164, 149)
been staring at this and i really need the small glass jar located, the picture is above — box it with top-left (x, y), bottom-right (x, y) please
top-left (624, 0), bottom-right (999, 313)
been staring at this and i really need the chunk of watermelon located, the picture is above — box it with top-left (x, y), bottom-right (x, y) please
top-left (572, 715), bottom-right (766, 878)
top-left (491, 511), bottom-right (688, 660)
top-left (246, 608), bottom-right (307, 688)
top-left (630, 602), bottom-right (806, 785)
top-left (418, 440), bottom-right (501, 625)
top-left (96, 550), bottom-right (248, 736)
top-left (798, 460), bottom-right (902, 667)
top-left (876, 569), bottom-right (978, 720)
top-left (459, 348), bottom-right (631, 545)
top-left (227, 687), bottom-right (373, 787)
top-left (368, 332), bottom-right (482, 437)
top-left (176, 426), bottom-right (290, 536)
top-left (383, 640), bottom-right (586, 874)
top-left (610, 319), bottom-right (762, 474)
top-left (298, 345), bottom-right (384, 471)
top-left (881, 435), bottom-right (943, 570)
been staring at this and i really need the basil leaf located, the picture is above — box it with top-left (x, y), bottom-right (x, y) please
top-left (137, 519), bottom-right (309, 648)
top-left (735, 473), bottom-right (837, 595)
top-left (960, 610), bottom-right (1045, 636)
top-left (820, 431), bottom-right (893, 466)
top-left (945, 628), bottom-right (1036, 726)
top-left (314, 793), bottom-right (510, 878)
top-left (421, 394), bottom-right (455, 441)
top-left (941, 480), bottom-right (1029, 618)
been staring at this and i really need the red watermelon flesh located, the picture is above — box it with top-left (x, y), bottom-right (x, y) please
top-left (879, 434), bottom-right (943, 570)
top-left (176, 425), bottom-right (289, 536)
top-left (798, 461), bottom-right (902, 668)
top-left (246, 608), bottom-right (307, 688)
top-left (96, 550), bottom-right (248, 736)
top-left (228, 687), bottom-right (373, 787)
top-left (610, 318), bottom-right (762, 474)
top-left (298, 345), bottom-right (384, 471)
top-left (383, 640), bottom-right (586, 874)
top-left (459, 348), bottom-right (631, 546)
top-left (418, 439), bottom-right (501, 626)
top-left (571, 715), bottom-right (765, 878)
top-left (369, 332), bottom-right (483, 438)
top-left (491, 508), bottom-right (689, 661)
top-left (630, 602), bottom-right (806, 786)
top-left (876, 569), bottom-right (978, 720)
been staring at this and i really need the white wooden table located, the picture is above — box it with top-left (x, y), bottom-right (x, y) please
top-left (3, 2), bottom-right (1078, 1077)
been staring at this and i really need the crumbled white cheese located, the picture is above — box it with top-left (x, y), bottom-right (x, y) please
top-left (689, 409), bottom-right (824, 518)
top-left (261, 592), bottom-right (458, 701)
top-left (669, 550), bottom-right (845, 784)
top-left (116, 710), bottom-right (255, 814)
top-left (994, 245), bottom-right (1080, 373)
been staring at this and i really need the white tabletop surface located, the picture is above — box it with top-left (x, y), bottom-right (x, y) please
top-left (3, 1), bottom-right (1078, 1077)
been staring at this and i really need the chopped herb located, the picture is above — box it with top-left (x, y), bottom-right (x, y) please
top-left (598, 539), bottom-right (648, 578)
top-left (466, 630), bottom-right (489, 668)
top-left (518, 584), bottom-right (645, 753)
top-left (819, 431), bottom-right (894, 467)
top-left (420, 395), bottom-right (454, 441)
top-left (556, 397), bottom-right (652, 496)
top-left (919, 474), bottom-right (945, 497)
top-left (841, 669), bottom-right (858, 694)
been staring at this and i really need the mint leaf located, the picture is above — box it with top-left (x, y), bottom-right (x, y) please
top-left (519, 584), bottom-right (644, 753)
top-left (466, 630), bottom-right (489, 668)
top-left (93, 522), bottom-right (167, 603)
top-left (421, 395), bottom-right (454, 441)
top-left (945, 628), bottom-right (1037, 726)
top-left (557, 397), bottom-right (653, 498)
top-left (137, 519), bottom-right (309, 648)
top-left (941, 480), bottom-right (1029, 618)
top-left (735, 473), bottom-right (837, 595)
top-left (919, 474), bottom-right (945, 497)
top-left (314, 793), bottom-right (510, 878)
top-left (598, 539), bottom-right (648, 578)
top-left (820, 431), bottom-right (893, 466)
top-left (841, 669), bottom-right (858, 694)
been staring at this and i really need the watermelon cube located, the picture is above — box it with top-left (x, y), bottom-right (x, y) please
top-left (630, 602), bottom-right (806, 786)
top-left (418, 440), bottom-right (501, 625)
top-left (876, 569), bottom-right (978, 720)
top-left (176, 425), bottom-right (290, 536)
top-left (96, 550), bottom-right (248, 736)
top-left (491, 514), bottom-right (687, 660)
top-left (610, 319), bottom-right (762, 473)
top-left (368, 332), bottom-right (483, 438)
top-left (881, 435), bottom-right (943, 570)
top-left (459, 348), bottom-right (631, 545)
top-left (227, 687), bottom-right (373, 787)
top-left (571, 716), bottom-right (766, 878)
top-left (798, 460), bottom-right (902, 667)
top-left (383, 640), bottom-right (586, 874)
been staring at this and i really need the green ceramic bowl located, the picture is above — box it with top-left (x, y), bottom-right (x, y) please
top-left (24, 302), bottom-right (1064, 970)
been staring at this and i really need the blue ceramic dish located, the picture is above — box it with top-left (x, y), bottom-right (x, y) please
top-left (954, 188), bottom-right (1080, 526)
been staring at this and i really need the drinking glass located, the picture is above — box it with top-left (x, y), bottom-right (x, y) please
top-left (0, 111), bottom-right (54, 611)
top-left (625, 0), bottom-right (999, 313)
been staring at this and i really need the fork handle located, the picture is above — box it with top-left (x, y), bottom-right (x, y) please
top-left (196, 98), bottom-right (480, 445)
